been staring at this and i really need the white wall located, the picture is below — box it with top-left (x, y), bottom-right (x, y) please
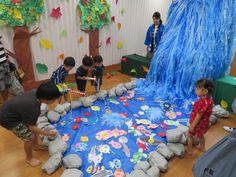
top-left (0, 0), bottom-right (171, 81)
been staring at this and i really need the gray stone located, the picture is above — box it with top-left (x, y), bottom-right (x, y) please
top-left (167, 143), bottom-right (185, 158)
top-left (37, 116), bottom-right (48, 125)
top-left (146, 166), bottom-right (160, 177)
top-left (148, 151), bottom-right (168, 172)
top-left (48, 137), bottom-right (68, 156)
top-left (71, 100), bottom-right (82, 109)
top-left (210, 114), bottom-right (218, 125)
top-left (62, 102), bottom-right (71, 112)
top-left (47, 111), bottom-right (61, 123)
top-left (96, 90), bottom-right (107, 100)
top-left (62, 154), bottom-right (82, 168)
top-left (40, 103), bottom-right (49, 116)
top-left (212, 105), bottom-right (229, 118)
top-left (166, 128), bottom-right (183, 143)
top-left (156, 143), bottom-right (174, 160)
top-left (61, 169), bottom-right (83, 177)
top-left (108, 88), bottom-right (116, 97)
top-left (130, 169), bottom-right (149, 177)
top-left (42, 153), bottom-right (62, 175)
top-left (134, 161), bottom-right (150, 171)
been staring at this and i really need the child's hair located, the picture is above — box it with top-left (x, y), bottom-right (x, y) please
top-left (82, 55), bottom-right (93, 67)
top-left (196, 79), bottom-right (214, 94)
top-left (36, 81), bottom-right (61, 100)
top-left (152, 11), bottom-right (162, 26)
top-left (64, 57), bottom-right (75, 67)
top-left (93, 55), bottom-right (103, 63)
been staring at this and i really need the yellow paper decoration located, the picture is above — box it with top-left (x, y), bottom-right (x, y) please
top-left (80, 136), bottom-right (89, 142)
top-left (117, 41), bottom-right (123, 49)
top-left (91, 106), bottom-right (100, 111)
top-left (220, 99), bottom-right (228, 109)
top-left (40, 38), bottom-right (53, 49)
top-left (13, 8), bottom-right (23, 20)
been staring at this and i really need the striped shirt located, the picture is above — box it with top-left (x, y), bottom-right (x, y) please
top-left (51, 65), bottom-right (68, 84)
top-left (0, 39), bottom-right (7, 63)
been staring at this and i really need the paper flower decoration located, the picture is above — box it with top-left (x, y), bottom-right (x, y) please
top-left (50, 7), bottom-right (62, 19)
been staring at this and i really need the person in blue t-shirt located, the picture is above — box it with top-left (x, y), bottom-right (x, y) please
top-left (144, 11), bottom-right (164, 59)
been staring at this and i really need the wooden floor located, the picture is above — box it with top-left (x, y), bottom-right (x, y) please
top-left (0, 71), bottom-right (236, 177)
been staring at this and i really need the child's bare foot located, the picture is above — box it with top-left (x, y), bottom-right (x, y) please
top-left (26, 158), bottom-right (41, 167)
top-left (33, 144), bottom-right (48, 151)
top-left (195, 145), bottom-right (206, 152)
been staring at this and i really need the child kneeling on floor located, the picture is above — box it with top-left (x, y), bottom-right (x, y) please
top-left (187, 79), bottom-right (214, 155)
top-left (0, 81), bottom-right (61, 167)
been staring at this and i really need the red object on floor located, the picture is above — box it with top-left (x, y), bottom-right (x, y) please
top-left (72, 124), bottom-right (80, 130)
top-left (158, 132), bottom-right (166, 137)
top-left (84, 112), bottom-right (91, 117)
top-left (75, 116), bottom-right (81, 123)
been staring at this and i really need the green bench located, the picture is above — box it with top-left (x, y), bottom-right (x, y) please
top-left (121, 54), bottom-right (151, 78)
top-left (213, 76), bottom-right (236, 112)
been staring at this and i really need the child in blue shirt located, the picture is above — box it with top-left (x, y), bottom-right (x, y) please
top-left (51, 57), bottom-right (75, 103)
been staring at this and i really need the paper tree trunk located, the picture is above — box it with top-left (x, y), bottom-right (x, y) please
top-left (13, 26), bottom-right (38, 89)
top-left (89, 29), bottom-right (99, 57)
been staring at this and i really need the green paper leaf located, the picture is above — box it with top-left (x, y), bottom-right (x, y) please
top-left (36, 63), bottom-right (48, 74)
top-left (60, 29), bottom-right (67, 37)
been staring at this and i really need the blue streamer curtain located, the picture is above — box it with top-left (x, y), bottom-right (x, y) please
top-left (143, 0), bottom-right (236, 98)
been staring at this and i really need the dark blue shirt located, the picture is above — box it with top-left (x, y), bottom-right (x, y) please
top-left (51, 65), bottom-right (68, 84)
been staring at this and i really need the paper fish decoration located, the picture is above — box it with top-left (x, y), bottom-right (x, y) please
top-left (12, 0), bottom-right (21, 4)
top-left (79, 36), bottom-right (84, 44)
top-left (60, 29), bottom-right (67, 37)
top-left (84, 112), bottom-right (91, 116)
top-left (163, 120), bottom-right (180, 126)
top-left (72, 123), bottom-right (80, 130)
top-left (117, 41), bottom-right (123, 49)
top-left (114, 169), bottom-right (125, 177)
top-left (141, 105), bottom-right (149, 111)
top-left (72, 142), bottom-right (88, 152)
top-left (136, 119), bottom-right (151, 125)
top-left (106, 37), bottom-right (111, 45)
top-left (130, 68), bottom-right (137, 74)
top-left (121, 57), bottom-right (128, 63)
top-left (142, 65), bottom-right (149, 73)
top-left (148, 123), bottom-right (159, 129)
top-left (91, 106), bottom-right (100, 111)
top-left (109, 159), bottom-right (121, 169)
top-left (111, 16), bottom-right (115, 22)
top-left (220, 99), bottom-right (228, 109)
top-left (40, 38), bottom-right (52, 49)
top-left (120, 8), bottom-right (125, 16)
top-left (50, 7), bottom-right (62, 19)
top-left (62, 134), bottom-right (70, 142)
top-left (118, 23), bottom-right (122, 30)
top-left (97, 145), bottom-right (111, 154)
top-left (57, 53), bottom-right (65, 60)
top-left (109, 140), bottom-right (122, 149)
top-left (136, 97), bottom-right (145, 101)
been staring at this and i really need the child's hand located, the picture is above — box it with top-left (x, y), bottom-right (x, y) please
top-left (189, 126), bottom-right (194, 132)
top-left (85, 77), bottom-right (96, 81)
top-left (47, 131), bottom-right (57, 137)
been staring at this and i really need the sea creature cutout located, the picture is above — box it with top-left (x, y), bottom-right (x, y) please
top-left (109, 140), bottom-right (122, 149)
top-left (114, 169), bottom-right (125, 177)
top-left (163, 120), bottom-right (180, 126)
top-left (148, 123), bottom-right (159, 129)
top-left (91, 170), bottom-right (113, 177)
top-left (125, 120), bottom-right (142, 136)
top-left (136, 125), bottom-right (152, 136)
top-left (108, 98), bottom-right (120, 104)
top-left (86, 165), bottom-right (105, 175)
top-left (138, 111), bottom-right (145, 115)
top-left (140, 135), bottom-right (160, 146)
top-left (130, 149), bottom-right (147, 164)
top-left (108, 159), bottom-right (121, 169)
top-left (136, 119), bottom-right (151, 125)
top-left (119, 136), bottom-right (130, 157)
top-left (88, 146), bottom-right (103, 170)
top-left (141, 105), bottom-right (149, 111)
top-left (62, 134), bottom-right (70, 142)
top-left (97, 145), bottom-right (111, 154)
top-left (72, 142), bottom-right (88, 152)
top-left (136, 139), bottom-right (149, 151)
top-left (96, 129), bottom-right (127, 141)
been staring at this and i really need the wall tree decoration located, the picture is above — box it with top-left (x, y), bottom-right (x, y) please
top-left (77, 0), bottom-right (111, 56)
top-left (0, 0), bottom-right (44, 88)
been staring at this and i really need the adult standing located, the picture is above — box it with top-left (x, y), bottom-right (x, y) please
top-left (144, 12), bottom-right (164, 59)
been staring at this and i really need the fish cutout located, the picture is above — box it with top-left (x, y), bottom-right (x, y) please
top-left (121, 57), bottom-right (128, 63)
top-left (130, 68), bottom-right (137, 75)
top-left (160, 122), bottom-right (168, 129)
top-left (80, 136), bottom-right (89, 142)
top-left (148, 123), bottom-right (159, 129)
top-left (40, 38), bottom-right (52, 49)
top-left (142, 65), bottom-right (149, 73)
top-left (57, 53), bottom-right (65, 60)
top-left (136, 125), bottom-right (152, 136)
top-left (62, 134), bottom-right (70, 142)
top-left (50, 7), bottom-right (62, 19)
top-left (158, 132), bottom-right (166, 137)
top-left (118, 23), bottom-right (122, 30)
top-left (78, 36), bottom-right (84, 44)
top-left (109, 159), bottom-right (121, 169)
top-left (88, 146), bottom-right (103, 169)
top-left (140, 136), bottom-right (160, 146)
top-left (84, 112), bottom-right (91, 116)
top-left (72, 123), bottom-right (79, 130)
top-left (72, 142), bottom-right (88, 152)
top-left (136, 139), bottom-right (149, 151)
top-left (163, 120), bottom-right (180, 126)
top-left (109, 140), bottom-right (122, 149)
top-left (91, 106), bottom-right (100, 111)
top-left (136, 119), bottom-right (151, 125)
top-left (91, 170), bottom-right (113, 177)
top-left (111, 16), bottom-right (115, 22)
top-left (106, 37), bottom-right (111, 45)
top-left (97, 145), bottom-right (111, 154)
top-left (114, 169), bottom-right (125, 177)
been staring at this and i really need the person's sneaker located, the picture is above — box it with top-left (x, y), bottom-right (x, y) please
top-left (223, 126), bottom-right (235, 132)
